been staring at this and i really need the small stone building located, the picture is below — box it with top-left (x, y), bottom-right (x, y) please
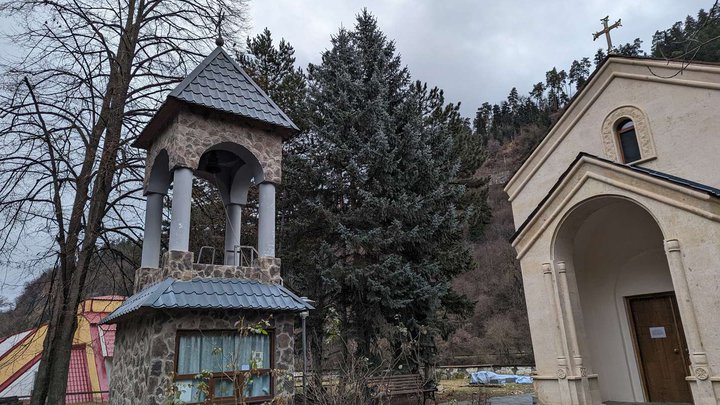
top-left (507, 56), bottom-right (720, 404)
top-left (104, 43), bottom-right (312, 405)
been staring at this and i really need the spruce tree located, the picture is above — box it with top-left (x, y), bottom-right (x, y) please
top-left (239, 28), bottom-right (308, 129)
top-left (281, 9), bottom-right (476, 372)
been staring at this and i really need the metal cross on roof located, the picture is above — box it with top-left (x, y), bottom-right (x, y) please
top-left (593, 16), bottom-right (622, 52)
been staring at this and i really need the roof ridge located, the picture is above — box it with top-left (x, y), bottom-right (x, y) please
top-left (216, 48), bottom-right (299, 131)
top-left (169, 47), bottom-right (298, 131)
top-left (168, 47), bottom-right (224, 99)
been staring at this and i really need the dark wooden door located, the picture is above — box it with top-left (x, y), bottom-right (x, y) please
top-left (628, 293), bottom-right (693, 403)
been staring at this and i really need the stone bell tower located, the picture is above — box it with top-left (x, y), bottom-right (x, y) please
top-left (134, 42), bottom-right (295, 280)
top-left (104, 43), bottom-right (311, 405)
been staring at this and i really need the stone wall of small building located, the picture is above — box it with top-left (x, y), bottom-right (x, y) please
top-left (110, 309), bottom-right (296, 405)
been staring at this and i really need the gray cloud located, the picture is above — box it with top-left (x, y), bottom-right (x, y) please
top-left (250, 0), bottom-right (712, 115)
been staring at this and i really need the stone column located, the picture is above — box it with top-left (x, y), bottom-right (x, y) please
top-left (140, 192), bottom-right (164, 268)
top-left (224, 203), bottom-right (243, 265)
top-left (169, 167), bottom-right (193, 252)
top-left (665, 239), bottom-right (714, 400)
top-left (548, 262), bottom-right (574, 405)
top-left (258, 182), bottom-right (276, 257)
top-left (556, 261), bottom-right (584, 376)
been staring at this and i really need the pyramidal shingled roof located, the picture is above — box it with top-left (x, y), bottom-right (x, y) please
top-left (134, 46), bottom-right (298, 149)
top-left (170, 46), bottom-right (298, 131)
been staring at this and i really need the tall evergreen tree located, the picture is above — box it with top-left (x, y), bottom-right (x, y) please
top-left (239, 28), bottom-right (308, 129)
top-left (569, 57), bottom-right (592, 91)
top-left (281, 9), bottom-right (477, 373)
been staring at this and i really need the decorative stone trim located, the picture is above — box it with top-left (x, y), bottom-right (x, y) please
top-left (556, 368), bottom-right (567, 379)
top-left (579, 367), bottom-right (587, 377)
top-left (695, 367), bottom-right (710, 381)
top-left (601, 105), bottom-right (656, 162)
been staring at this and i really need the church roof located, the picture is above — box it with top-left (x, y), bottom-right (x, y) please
top-left (510, 152), bottom-right (720, 243)
top-left (134, 46), bottom-right (299, 149)
top-left (101, 278), bottom-right (313, 324)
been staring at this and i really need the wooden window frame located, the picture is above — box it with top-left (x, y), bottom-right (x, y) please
top-left (173, 329), bottom-right (275, 404)
top-left (616, 119), bottom-right (641, 164)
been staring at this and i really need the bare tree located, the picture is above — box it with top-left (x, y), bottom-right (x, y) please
top-left (0, 1), bottom-right (248, 403)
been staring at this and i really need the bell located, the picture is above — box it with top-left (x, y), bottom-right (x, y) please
top-left (205, 150), bottom-right (221, 174)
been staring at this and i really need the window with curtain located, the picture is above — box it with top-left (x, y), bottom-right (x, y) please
top-left (174, 331), bottom-right (272, 403)
top-left (616, 119), bottom-right (642, 163)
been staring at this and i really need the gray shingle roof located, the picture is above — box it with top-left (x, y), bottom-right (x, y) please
top-left (169, 47), bottom-right (298, 132)
top-left (100, 278), bottom-right (313, 324)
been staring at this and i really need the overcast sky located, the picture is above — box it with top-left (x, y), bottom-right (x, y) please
top-left (0, 0), bottom-right (714, 303)
top-left (250, 0), bottom-right (712, 116)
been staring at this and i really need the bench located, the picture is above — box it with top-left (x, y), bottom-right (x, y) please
top-left (366, 374), bottom-right (437, 404)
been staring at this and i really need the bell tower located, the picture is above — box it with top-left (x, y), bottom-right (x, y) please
top-left (133, 42), bottom-right (298, 287)
top-left (105, 43), bottom-right (310, 405)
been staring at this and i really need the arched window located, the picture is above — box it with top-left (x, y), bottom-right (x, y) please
top-left (601, 106), bottom-right (656, 163)
top-left (616, 119), bottom-right (641, 163)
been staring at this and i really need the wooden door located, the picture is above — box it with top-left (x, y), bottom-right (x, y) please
top-left (628, 293), bottom-right (693, 403)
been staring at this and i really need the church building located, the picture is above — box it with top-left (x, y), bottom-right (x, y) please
top-left (507, 56), bottom-right (720, 404)
top-left (103, 42), bottom-right (312, 404)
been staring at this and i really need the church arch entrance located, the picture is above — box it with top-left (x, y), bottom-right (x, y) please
top-left (553, 196), bottom-right (692, 402)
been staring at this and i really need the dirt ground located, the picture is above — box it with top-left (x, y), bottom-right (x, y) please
top-left (436, 378), bottom-right (535, 403)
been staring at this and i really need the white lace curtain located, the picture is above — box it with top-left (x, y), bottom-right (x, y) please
top-left (177, 332), bottom-right (270, 374)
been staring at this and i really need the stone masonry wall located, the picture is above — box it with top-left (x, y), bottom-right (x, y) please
top-left (134, 251), bottom-right (283, 292)
top-left (144, 107), bottom-right (283, 191)
top-left (110, 310), bottom-right (296, 405)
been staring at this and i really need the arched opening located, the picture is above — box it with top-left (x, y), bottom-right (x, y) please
top-left (616, 119), bottom-right (641, 163)
top-left (147, 149), bottom-right (171, 194)
top-left (553, 196), bottom-right (692, 402)
top-left (188, 143), bottom-right (264, 265)
top-left (141, 150), bottom-right (171, 268)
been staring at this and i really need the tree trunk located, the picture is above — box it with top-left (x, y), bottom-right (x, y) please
top-left (30, 1), bottom-right (142, 402)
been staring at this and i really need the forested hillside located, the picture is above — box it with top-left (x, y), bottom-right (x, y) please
top-left (1, 2), bottom-right (718, 368)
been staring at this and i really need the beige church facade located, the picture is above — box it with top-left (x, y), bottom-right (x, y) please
top-left (506, 56), bottom-right (720, 404)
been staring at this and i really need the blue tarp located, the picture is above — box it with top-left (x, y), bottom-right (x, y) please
top-left (470, 371), bottom-right (533, 385)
